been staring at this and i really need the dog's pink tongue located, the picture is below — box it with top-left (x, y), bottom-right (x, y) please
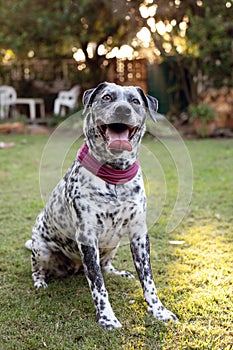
top-left (106, 128), bottom-right (132, 152)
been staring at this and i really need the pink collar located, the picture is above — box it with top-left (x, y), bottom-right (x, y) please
top-left (77, 143), bottom-right (139, 185)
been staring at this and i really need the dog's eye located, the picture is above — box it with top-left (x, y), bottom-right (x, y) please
top-left (102, 94), bottom-right (112, 102)
top-left (132, 98), bottom-right (140, 105)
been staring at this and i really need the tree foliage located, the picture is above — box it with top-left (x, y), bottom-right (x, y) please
top-left (0, 0), bottom-right (232, 105)
top-left (143, 0), bottom-right (233, 105)
top-left (187, 1), bottom-right (233, 89)
top-left (0, 0), bottom-right (142, 83)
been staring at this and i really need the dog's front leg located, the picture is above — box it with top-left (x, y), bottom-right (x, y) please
top-left (78, 243), bottom-right (122, 329)
top-left (130, 232), bottom-right (178, 323)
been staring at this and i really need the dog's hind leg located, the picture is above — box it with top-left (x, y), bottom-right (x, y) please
top-left (30, 237), bottom-right (51, 289)
top-left (78, 242), bottom-right (122, 329)
top-left (101, 246), bottom-right (135, 278)
top-left (103, 262), bottom-right (135, 278)
top-left (25, 237), bottom-right (48, 288)
top-left (30, 234), bottom-right (77, 289)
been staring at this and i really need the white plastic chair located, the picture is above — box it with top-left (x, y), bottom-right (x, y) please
top-left (53, 85), bottom-right (80, 116)
top-left (0, 85), bottom-right (17, 119)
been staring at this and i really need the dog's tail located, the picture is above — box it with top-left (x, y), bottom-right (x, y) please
top-left (25, 239), bottom-right (32, 251)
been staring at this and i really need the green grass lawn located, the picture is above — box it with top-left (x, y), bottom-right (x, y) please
top-left (0, 134), bottom-right (232, 350)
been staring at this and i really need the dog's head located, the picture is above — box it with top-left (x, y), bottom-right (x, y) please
top-left (82, 82), bottom-right (158, 168)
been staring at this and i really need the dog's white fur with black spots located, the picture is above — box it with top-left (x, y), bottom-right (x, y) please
top-left (26, 82), bottom-right (177, 329)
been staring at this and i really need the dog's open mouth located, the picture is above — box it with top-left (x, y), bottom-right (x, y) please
top-left (98, 123), bottom-right (138, 152)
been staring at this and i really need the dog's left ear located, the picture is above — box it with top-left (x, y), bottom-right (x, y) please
top-left (82, 82), bottom-right (108, 114)
top-left (136, 87), bottom-right (158, 122)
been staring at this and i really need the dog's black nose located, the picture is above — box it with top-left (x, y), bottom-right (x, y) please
top-left (115, 105), bottom-right (131, 117)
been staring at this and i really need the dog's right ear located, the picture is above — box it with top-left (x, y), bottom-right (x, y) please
top-left (82, 82), bottom-right (108, 114)
top-left (136, 87), bottom-right (158, 122)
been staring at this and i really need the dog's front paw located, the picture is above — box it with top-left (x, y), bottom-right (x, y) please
top-left (152, 306), bottom-right (178, 323)
top-left (34, 280), bottom-right (48, 289)
top-left (98, 316), bottom-right (122, 330)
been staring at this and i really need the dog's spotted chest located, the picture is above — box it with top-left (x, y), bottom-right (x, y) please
top-left (67, 162), bottom-right (146, 249)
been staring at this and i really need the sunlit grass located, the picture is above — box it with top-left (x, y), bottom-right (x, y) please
top-left (0, 135), bottom-right (232, 349)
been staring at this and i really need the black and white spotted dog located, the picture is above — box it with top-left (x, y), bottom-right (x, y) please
top-left (26, 82), bottom-right (177, 329)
